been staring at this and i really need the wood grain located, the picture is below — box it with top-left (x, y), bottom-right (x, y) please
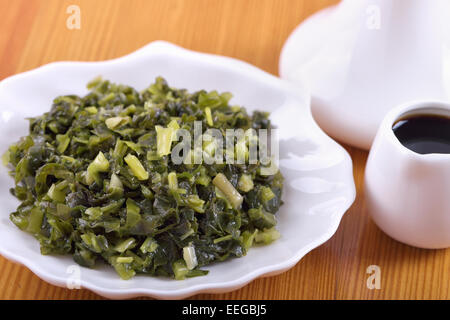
top-left (0, 0), bottom-right (448, 300)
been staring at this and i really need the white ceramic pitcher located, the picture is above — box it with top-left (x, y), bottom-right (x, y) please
top-left (365, 101), bottom-right (450, 249)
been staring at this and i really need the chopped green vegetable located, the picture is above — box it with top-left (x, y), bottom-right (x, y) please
top-left (27, 207), bottom-right (44, 234)
top-left (86, 151), bottom-right (109, 185)
top-left (168, 171), bottom-right (178, 190)
top-left (241, 230), bottom-right (258, 252)
top-left (108, 173), bottom-right (124, 195)
top-left (155, 125), bottom-right (175, 157)
top-left (4, 76), bottom-right (284, 280)
top-left (238, 174), bottom-right (254, 193)
top-left (183, 245), bottom-right (198, 270)
top-left (47, 182), bottom-right (67, 203)
top-left (248, 206), bottom-right (277, 230)
top-left (85, 106), bottom-right (98, 114)
top-left (204, 107), bottom-right (213, 126)
top-left (56, 134), bottom-right (70, 154)
top-left (255, 227), bottom-right (281, 244)
top-left (124, 154), bottom-right (148, 180)
top-left (173, 260), bottom-right (190, 280)
top-left (114, 238), bottom-right (136, 253)
top-left (261, 186), bottom-right (275, 202)
top-left (140, 237), bottom-right (158, 254)
top-left (105, 116), bottom-right (130, 130)
top-left (116, 256), bottom-right (134, 264)
top-left (213, 173), bottom-right (244, 209)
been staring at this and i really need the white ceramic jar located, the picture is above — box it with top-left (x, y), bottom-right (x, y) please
top-left (365, 101), bottom-right (450, 249)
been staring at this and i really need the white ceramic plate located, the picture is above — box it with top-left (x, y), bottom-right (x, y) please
top-left (0, 41), bottom-right (355, 299)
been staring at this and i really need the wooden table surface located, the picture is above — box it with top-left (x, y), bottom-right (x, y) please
top-left (0, 0), bottom-right (448, 300)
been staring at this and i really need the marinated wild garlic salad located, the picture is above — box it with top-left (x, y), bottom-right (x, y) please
top-left (3, 77), bottom-right (284, 280)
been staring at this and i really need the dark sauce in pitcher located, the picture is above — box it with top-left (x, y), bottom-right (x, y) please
top-left (392, 114), bottom-right (450, 154)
